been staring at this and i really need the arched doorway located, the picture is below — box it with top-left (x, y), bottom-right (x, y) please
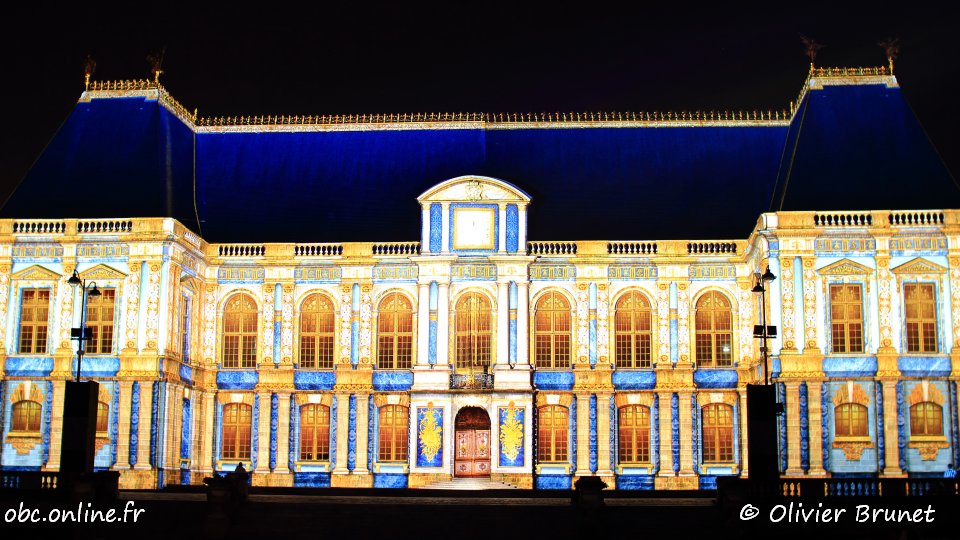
top-left (454, 407), bottom-right (491, 477)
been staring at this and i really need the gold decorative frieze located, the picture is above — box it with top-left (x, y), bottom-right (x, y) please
top-left (295, 267), bottom-right (342, 281)
top-left (451, 264), bottom-right (496, 280)
top-left (908, 438), bottom-right (950, 461)
top-left (656, 283), bottom-right (670, 364)
top-left (889, 236), bottom-right (947, 252)
top-left (780, 257), bottom-right (796, 350)
top-left (373, 265), bottom-right (417, 281)
top-left (79, 263), bottom-right (127, 280)
top-left (876, 257), bottom-right (894, 350)
top-left (576, 284), bottom-right (589, 363)
top-left (12, 245), bottom-right (63, 259)
top-left (218, 267), bottom-right (265, 281)
top-left (907, 381), bottom-right (943, 406)
top-left (608, 265), bottom-right (657, 280)
top-left (818, 259), bottom-right (873, 276)
top-left (6, 435), bottom-right (41, 455)
top-left (689, 265), bottom-right (736, 280)
top-left (76, 244), bottom-right (129, 258)
top-left (815, 237), bottom-right (876, 253)
top-left (676, 284), bottom-right (689, 362)
top-left (891, 257), bottom-right (947, 276)
top-left (833, 438), bottom-right (874, 461)
top-left (802, 258), bottom-right (818, 350)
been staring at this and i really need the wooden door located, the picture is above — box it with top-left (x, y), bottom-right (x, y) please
top-left (455, 429), bottom-right (491, 477)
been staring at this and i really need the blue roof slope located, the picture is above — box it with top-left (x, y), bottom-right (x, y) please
top-left (0, 97), bottom-right (199, 231)
top-left (196, 125), bottom-right (787, 243)
top-left (773, 85), bottom-right (960, 211)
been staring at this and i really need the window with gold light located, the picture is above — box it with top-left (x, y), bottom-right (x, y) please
top-left (618, 405), bottom-right (651, 463)
top-left (18, 289), bottom-right (50, 355)
top-left (378, 405), bottom-right (408, 462)
top-left (614, 291), bottom-right (652, 368)
top-left (300, 294), bottom-right (336, 369)
top-left (534, 291), bottom-right (571, 369)
top-left (830, 284), bottom-right (864, 353)
top-left (221, 403), bottom-right (252, 460)
top-left (455, 292), bottom-right (491, 372)
top-left (537, 405), bottom-right (568, 462)
top-left (694, 291), bottom-right (732, 367)
top-left (377, 293), bottom-right (413, 369)
top-left (834, 403), bottom-right (868, 438)
top-left (96, 401), bottom-right (109, 434)
top-left (909, 402), bottom-right (943, 436)
top-left (85, 288), bottom-right (116, 354)
top-left (299, 404), bottom-right (331, 461)
top-left (223, 294), bottom-right (258, 369)
top-left (11, 400), bottom-right (41, 432)
top-left (701, 403), bottom-right (734, 463)
top-left (904, 283), bottom-right (938, 353)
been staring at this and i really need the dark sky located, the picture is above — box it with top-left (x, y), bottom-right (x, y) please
top-left (2, 2), bottom-right (958, 205)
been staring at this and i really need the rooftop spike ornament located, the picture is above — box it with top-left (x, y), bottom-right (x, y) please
top-left (800, 34), bottom-right (825, 69)
top-left (147, 48), bottom-right (165, 84)
top-left (879, 37), bottom-right (900, 73)
top-left (82, 54), bottom-right (96, 91)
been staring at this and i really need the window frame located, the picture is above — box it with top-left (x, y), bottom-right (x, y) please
top-left (694, 291), bottom-right (734, 368)
top-left (298, 293), bottom-right (337, 370)
top-left (909, 401), bottom-right (944, 437)
top-left (221, 403), bottom-right (253, 461)
top-left (701, 403), bottom-right (735, 464)
top-left (533, 290), bottom-right (572, 370)
top-left (377, 405), bottom-right (409, 463)
top-left (828, 283), bottom-right (865, 354)
top-left (17, 287), bottom-right (51, 355)
top-left (84, 287), bottom-right (117, 356)
top-left (376, 292), bottom-right (414, 370)
top-left (221, 293), bottom-right (259, 369)
top-left (299, 403), bottom-right (332, 462)
top-left (834, 402), bottom-right (870, 439)
top-left (617, 405), bottom-right (651, 464)
top-left (11, 400), bottom-right (42, 433)
top-left (537, 405), bottom-right (569, 463)
top-left (613, 290), bottom-right (653, 369)
top-left (453, 291), bottom-right (493, 373)
top-left (903, 282), bottom-right (939, 354)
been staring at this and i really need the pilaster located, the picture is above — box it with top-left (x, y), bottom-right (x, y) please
top-left (115, 380), bottom-right (133, 469)
top-left (784, 381), bottom-right (803, 475)
top-left (806, 381), bottom-right (826, 476)
top-left (255, 391), bottom-right (271, 473)
top-left (134, 381), bottom-right (153, 470)
top-left (678, 391), bottom-right (694, 476)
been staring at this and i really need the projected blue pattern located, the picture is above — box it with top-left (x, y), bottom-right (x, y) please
top-left (130, 381), bottom-right (139, 466)
top-left (876, 381), bottom-right (885, 472)
top-left (799, 383), bottom-right (809, 472)
top-left (416, 407), bottom-right (443, 467)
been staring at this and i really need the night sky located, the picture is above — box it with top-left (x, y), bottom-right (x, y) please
top-left (2, 2), bottom-right (959, 208)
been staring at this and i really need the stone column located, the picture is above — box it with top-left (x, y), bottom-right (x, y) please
top-left (496, 281), bottom-right (509, 366)
top-left (596, 393), bottom-right (613, 477)
top-left (115, 380), bottom-right (134, 469)
top-left (881, 381), bottom-right (903, 476)
top-left (784, 382), bottom-right (803, 475)
top-left (135, 382), bottom-right (153, 470)
top-left (657, 391), bottom-right (673, 477)
top-left (806, 382), bottom-right (825, 476)
top-left (332, 393), bottom-right (351, 474)
top-left (47, 380), bottom-right (65, 471)
top-left (437, 283), bottom-right (450, 365)
top-left (275, 393), bottom-right (291, 474)
top-left (416, 283), bottom-right (430, 366)
top-left (196, 392), bottom-right (215, 476)
top-left (679, 392), bottom-right (694, 475)
top-left (516, 282), bottom-right (529, 367)
top-left (255, 392), bottom-right (271, 474)
top-left (575, 394), bottom-right (591, 475)
top-left (354, 393), bottom-right (370, 475)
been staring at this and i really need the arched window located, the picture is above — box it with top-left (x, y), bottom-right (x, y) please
top-left (618, 405), bottom-right (651, 463)
top-left (96, 401), bottom-right (109, 434)
top-left (614, 291), bottom-right (652, 368)
top-left (455, 293), bottom-right (492, 371)
top-left (86, 288), bottom-right (116, 354)
top-left (695, 292), bottom-right (732, 367)
top-left (534, 291), bottom-right (571, 369)
top-left (18, 289), bottom-right (50, 354)
top-left (830, 284), bottom-right (864, 353)
top-left (702, 403), bottom-right (734, 463)
top-left (300, 294), bottom-right (336, 369)
top-left (909, 402), bottom-right (943, 436)
top-left (300, 404), bottom-right (331, 461)
top-left (537, 405), bottom-right (568, 462)
top-left (12, 400), bottom-right (41, 432)
top-left (904, 283), bottom-right (938, 353)
top-left (377, 293), bottom-right (413, 369)
top-left (834, 403), bottom-right (868, 438)
top-left (378, 405), bottom-right (409, 462)
top-left (222, 403), bottom-right (252, 460)
top-left (223, 294), bottom-right (258, 369)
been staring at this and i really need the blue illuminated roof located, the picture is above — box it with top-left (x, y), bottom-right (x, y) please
top-left (4, 74), bottom-right (956, 243)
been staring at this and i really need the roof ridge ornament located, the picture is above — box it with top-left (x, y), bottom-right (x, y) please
top-left (878, 37), bottom-right (900, 74)
top-left (147, 48), bottom-right (166, 85)
top-left (800, 34), bottom-right (825, 70)
top-left (82, 54), bottom-right (96, 91)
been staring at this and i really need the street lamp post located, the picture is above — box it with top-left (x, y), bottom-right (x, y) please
top-left (751, 266), bottom-right (777, 385)
top-left (745, 265), bottom-right (781, 485)
top-left (67, 269), bottom-right (101, 382)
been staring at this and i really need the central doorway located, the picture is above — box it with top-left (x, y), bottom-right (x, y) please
top-left (454, 407), bottom-right (491, 478)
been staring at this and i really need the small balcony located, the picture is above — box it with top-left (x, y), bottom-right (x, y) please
top-left (450, 373), bottom-right (494, 390)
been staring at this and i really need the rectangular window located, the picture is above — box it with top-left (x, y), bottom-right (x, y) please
top-left (904, 283), bottom-right (937, 353)
top-left (86, 289), bottom-right (116, 354)
top-left (830, 284), bottom-right (863, 353)
top-left (180, 295), bottom-right (190, 363)
top-left (18, 289), bottom-right (50, 354)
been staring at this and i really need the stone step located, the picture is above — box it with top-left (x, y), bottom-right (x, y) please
top-left (419, 478), bottom-right (520, 490)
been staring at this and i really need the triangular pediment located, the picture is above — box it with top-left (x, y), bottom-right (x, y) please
top-left (417, 175), bottom-right (531, 204)
top-left (11, 265), bottom-right (61, 281)
top-left (892, 257), bottom-right (947, 275)
top-left (78, 263), bottom-right (127, 281)
top-left (818, 259), bottom-right (873, 276)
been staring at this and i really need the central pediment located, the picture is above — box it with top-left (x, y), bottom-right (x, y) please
top-left (417, 176), bottom-right (531, 204)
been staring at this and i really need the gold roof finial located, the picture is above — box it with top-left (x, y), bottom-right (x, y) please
top-left (82, 54), bottom-right (96, 91)
top-left (800, 34), bottom-right (824, 70)
top-left (878, 37), bottom-right (900, 74)
top-left (147, 48), bottom-right (166, 84)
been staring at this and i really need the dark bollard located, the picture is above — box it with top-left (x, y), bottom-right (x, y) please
top-left (572, 476), bottom-right (607, 509)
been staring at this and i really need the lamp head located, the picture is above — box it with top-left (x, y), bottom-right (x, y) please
top-left (88, 283), bottom-right (102, 297)
top-left (751, 281), bottom-right (765, 294)
top-left (761, 265), bottom-right (777, 282)
top-left (67, 270), bottom-right (82, 287)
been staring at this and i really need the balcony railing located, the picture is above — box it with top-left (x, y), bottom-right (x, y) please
top-left (450, 373), bottom-right (494, 390)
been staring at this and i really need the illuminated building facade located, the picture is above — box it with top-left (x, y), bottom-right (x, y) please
top-left (0, 67), bottom-right (958, 490)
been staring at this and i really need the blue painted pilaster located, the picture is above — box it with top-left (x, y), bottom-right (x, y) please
top-left (367, 395), bottom-right (376, 470)
top-left (130, 381), bottom-right (140, 466)
top-left (652, 394), bottom-right (660, 474)
top-left (348, 395), bottom-right (357, 471)
top-left (896, 381), bottom-right (906, 471)
top-left (821, 382), bottom-right (830, 472)
top-left (330, 396), bottom-right (338, 467)
top-left (42, 381), bottom-right (52, 465)
top-left (799, 383), bottom-right (809, 472)
top-left (505, 204), bottom-right (519, 253)
top-left (111, 383), bottom-right (119, 467)
top-left (570, 396), bottom-right (577, 470)
top-left (429, 203), bottom-right (442, 253)
top-left (589, 394), bottom-right (597, 473)
top-left (288, 395), bottom-right (297, 471)
top-left (951, 381), bottom-right (959, 468)
top-left (213, 400), bottom-right (223, 467)
top-left (671, 393), bottom-right (679, 473)
top-left (778, 382), bottom-right (787, 473)
top-left (150, 381), bottom-right (159, 467)
top-left (252, 394), bottom-right (260, 470)
top-left (876, 381), bottom-right (885, 472)
top-left (180, 398), bottom-right (192, 461)
top-left (270, 393), bottom-right (278, 471)
top-left (609, 396), bottom-right (616, 471)
top-left (692, 395), bottom-right (700, 475)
